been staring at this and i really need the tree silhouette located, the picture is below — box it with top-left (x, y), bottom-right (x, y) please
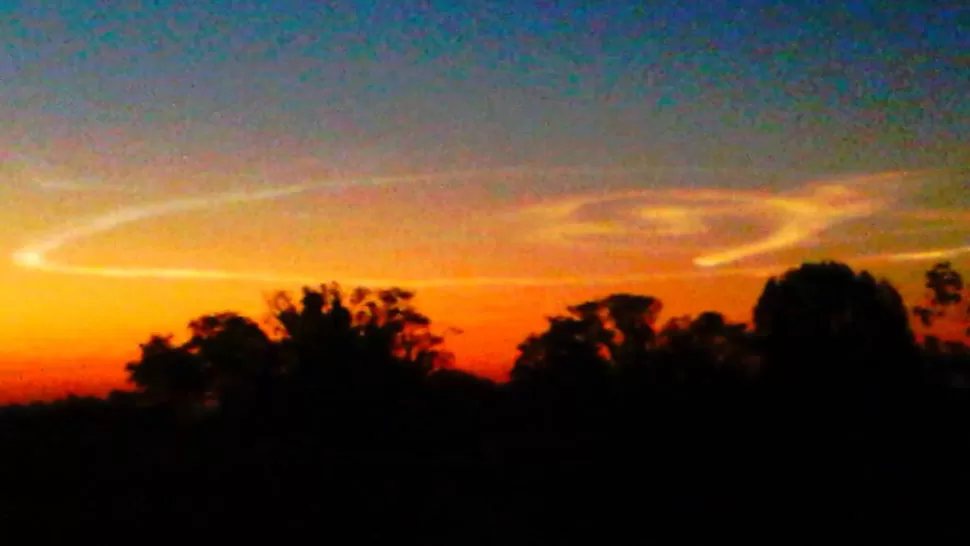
top-left (650, 312), bottom-right (756, 386)
top-left (125, 334), bottom-right (207, 408)
top-left (125, 313), bottom-right (275, 409)
top-left (911, 262), bottom-right (970, 387)
top-left (754, 261), bottom-right (918, 388)
top-left (185, 312), bottom-right (277, 408)
top-left (268, 284), bottom-right (357, 385)
top-left (507, 293), bottom-right (669, 461)
top-left (510, 293), bottom-right (761, 393)
top-left (913, 261), bottom-right (969, 338)
top-left (268, 283), bottom-right (452, 388)
top-left (511, 293), bottom-right (662, 385)
top-left (10, 262), bottom-right (970, 537)
top-left (123, 283), bottom-right (453, 415)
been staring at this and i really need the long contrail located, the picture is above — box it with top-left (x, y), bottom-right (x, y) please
top-left (11, 166), bottom-right (968, 288)
top-left (10, 166), bottom-right (511, 270)
top-left (10, 166), bottom-right (784, 286)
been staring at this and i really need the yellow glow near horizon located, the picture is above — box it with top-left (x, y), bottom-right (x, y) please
top-left (1, 160), bottom-right (967, 402)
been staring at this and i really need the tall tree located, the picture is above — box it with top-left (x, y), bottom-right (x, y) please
top-left (511, 293), bottom-right (663, 386)
top-left (913, 261), bottom-right (969, 339)
top-left (650, 312), bottom-right (755, 386)
top-left (754, 261), bottom-right (918, 388)
top-left (125, 335), bottom-right (207, 408)
top-left (184, 312), bottom-right (277, 407)
top-left (125, 313), bottom-right (275, 408)
top-left (268, 283), bottom-right (452, 385)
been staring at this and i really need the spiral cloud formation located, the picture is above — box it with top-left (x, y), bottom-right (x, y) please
top-left (10, 166), bottom-right (970, 287)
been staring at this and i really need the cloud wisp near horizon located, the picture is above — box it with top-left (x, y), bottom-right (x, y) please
top-left (10, 165), bottom-right (969, 289)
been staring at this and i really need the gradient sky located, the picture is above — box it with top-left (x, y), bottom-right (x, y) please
top-left (1, 0), bottom-right (968, 401)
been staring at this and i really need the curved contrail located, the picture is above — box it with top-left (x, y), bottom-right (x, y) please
top-left (855, 246), bottom-right (970, 264)
top-left (11, 166), bottom-right (969, 287)
top-left (513, 169), bottom-right (970, 268)
top-left (692, 185), bottom-right (885, 267)
top-left (516, 177), bottom-right (885, 265)
top-left (10, 166), bottom-right (785, 286)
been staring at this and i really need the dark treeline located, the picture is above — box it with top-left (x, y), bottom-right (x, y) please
top-left (2, 261), bottom-right (970, 541)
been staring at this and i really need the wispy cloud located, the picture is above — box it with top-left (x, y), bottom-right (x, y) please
top-left (10, 167), bottom-right (968, 287)
top-left (513, 170), bottom-right (970, 268)
top-left (10, 166), bottom-right (659, 285)
top-left (33, 179), bottom-right (138, 193)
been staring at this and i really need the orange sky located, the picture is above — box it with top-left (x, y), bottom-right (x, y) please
top-left (1, 142), bottom-right (967, 403)
top-left (2, 2), bottom-right (968, 404)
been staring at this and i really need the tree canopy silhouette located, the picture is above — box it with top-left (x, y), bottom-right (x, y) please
top-left (754, 261), bottom-right (918, 388)
top-left (512, 291), bottom-right (760, 387)
top-left (9, 260), bottom-right (970, 539)
top-left (649, 311), bottom-right (755, 386)
top-left (125, 283), bottom-right (455, 410)
top-left (911, 262), bottom-right (970, 387)
top-left (268, 284), bottom-right (452, 382)
top-left (125, 334), bottom-right (207, 408)
top-left (511, 293), bottom-right (662, 382)
top-left (913, 261), bottom-right (969, 338)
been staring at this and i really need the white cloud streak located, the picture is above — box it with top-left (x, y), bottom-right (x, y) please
top-left (10, 167), bottom-right (968, 288)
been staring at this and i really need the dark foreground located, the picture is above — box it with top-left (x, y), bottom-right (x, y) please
top-left (4, 261), bottom-right (970, 541)
top-left (3, 389), bottom-right (970, 542)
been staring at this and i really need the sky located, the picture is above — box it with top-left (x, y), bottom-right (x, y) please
top-left (0, 0), bottom-right (968, 401)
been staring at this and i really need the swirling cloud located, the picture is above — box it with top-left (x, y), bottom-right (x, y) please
top-left (692, 184), bottom-right (884, 267)
top-left (12, 166), bottom-right (768, 286)
top-left (9, 167), bottom-right (968, 288)
top-left (516, 170), bottom-right (969, 268)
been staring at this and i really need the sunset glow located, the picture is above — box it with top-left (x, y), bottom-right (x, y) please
top-left (1, 1), bottom-right (967, 402)
top-left (2, 160), bottom-right (967, 401)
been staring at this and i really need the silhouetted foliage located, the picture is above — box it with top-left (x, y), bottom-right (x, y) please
top-left (268, 284), bottom-right (451, 386)
top-left (912, 262), bottom-right (970, 387)
top-left (512, 293), bottom-right (662, 381)
top-left (126, 334), bottom-right (207, 409)
top-left (125, 313), bottom-right (276, 411)
top-left (650, 311), bottom-right (756, 386)
top-left (913, 261), bottom-right (970, 337)
top-left (8, 261), bottom-right (970, 540)
top-left (754, 261), bottom-right (918, 388)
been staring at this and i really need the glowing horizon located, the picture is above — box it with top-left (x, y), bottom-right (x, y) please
top-left (1, 0), bottom-right (967, 402)
top-left (0, 160), bottom-right (967, 403)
